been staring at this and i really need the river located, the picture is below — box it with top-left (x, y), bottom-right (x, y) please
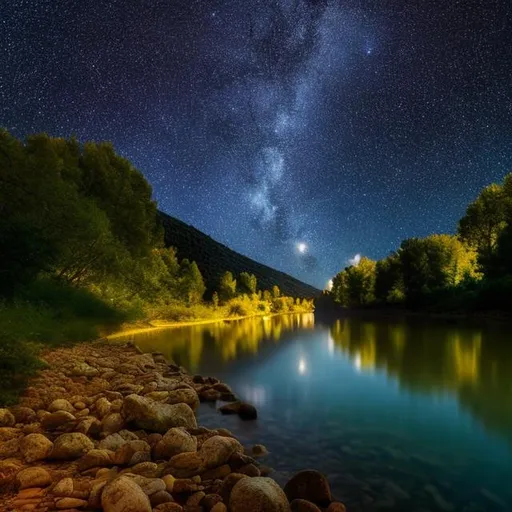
top-left (111, 313), bottom-right (512, 511)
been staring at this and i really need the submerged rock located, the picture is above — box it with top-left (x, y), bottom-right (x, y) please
top-left (284, 470), bottom-right (332, 506)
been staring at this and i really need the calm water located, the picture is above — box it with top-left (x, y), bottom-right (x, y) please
top-left (112, 314), bottom-right (512, 511)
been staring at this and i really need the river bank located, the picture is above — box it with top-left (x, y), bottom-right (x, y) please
top-left (0, 340), bottom-right (345, 512)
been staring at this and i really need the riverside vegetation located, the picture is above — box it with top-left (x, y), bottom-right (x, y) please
top-left (330, 172), bottom-right (512, 313)
top-left (0, 130), bottom-right (313, 404)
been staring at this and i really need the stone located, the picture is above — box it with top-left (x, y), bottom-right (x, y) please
top-left (10, 406), bottom-right (37, 424)
top-left (88, 480), bottom-right (107, 508)
top-left (75, 416), bottom-right (101, 436)
top-left (48, 399), bottom-right (74, 414)
top-left (0, 408), bottom-right (16, 427)
top-left (78, 449), bottom-right (115, 470)
top-left (154, 503), bottom-right (184, 512)
top-left (326, 503), bottom-right (347, 512)
top-left (162, 474), bottom-right (176, 492)
top-left (210, 504), bottom-right (227, 512)
top-left (230, 477), bottom-right (290, 512)
top-left (219, 473), bottom-right (247, 502)
top-left (199, 436), bottom-right (243, 469)
top-left (238, 403), bottom-right (257, 420)
top-left (0, 426), bottom-right (23, 441)
top-left (218, 402), bottom-right (240, 415)
top-left (202, 464), bottom-right (231, 480)
top-left (51, 433), bottom-right (95, 460)
top-left (122, 394), bottom-right (197, 433)
top-left (123, 461), bottom-right (159, 477)
top-left (167, 388), bottom-right (200, 411)
top-left (0, 437), bottom-right (21, 457)
top-left (202, 493), bottom-right (223, 510)
top-left (123, 474), bottom-right (166, 495)
top-left (284, 470), bottom-right (332, 506)
top-left (41, 411), bottom-right (75, 430)
top-left (154, 427), bottom-right (198, 459)
top-left (55, 497), bottom-right (88, 508)
top-left (20, 433), bottom-right (53, 463)
top-left (17, 467), bottom-right (52, 489)
top-left (187, 491), bottom-right (205, 506)
top-left (98, 433), bottom-right (130, 451)
top-left (95, 397), bottom-right (112, 418)
top-left (53, 477), bottom-right (74, 496)
top-left (102, 413), bottom-right (125, 435)
top-left (251, 444), bottom-right (268, 457)
top-left (239, 463), bottom-right (260, 477)
top-left (112, 440), bottom-right (151, 465)
top-left (69, 362), bottom-right (99, 377)
top-left (173, 478), bottom-right (202, 493)
top-left (151, 490), bottom-right (175, 506)
top-left (291, 499), bottom-right (322, 512)
top-left (101, 475), bottom-right (152, 512)
top-left (168, 451), bottom-right (204, 477)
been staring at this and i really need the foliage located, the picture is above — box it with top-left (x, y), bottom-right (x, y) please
top-left (239, 272), bottom-right (258, 294)
top-left (219, 271), bottom-right (237, 302)
top-left (331, 257), bottom-right (377, 307)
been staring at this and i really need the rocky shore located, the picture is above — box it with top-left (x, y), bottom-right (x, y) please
top-left (0, 341), bottom-right (346, 512)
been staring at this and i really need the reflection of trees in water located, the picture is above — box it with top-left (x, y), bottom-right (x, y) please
top-left (330, 317), bottom-right (512, 442)
top-left (126, 314), bottom-right (315, 371)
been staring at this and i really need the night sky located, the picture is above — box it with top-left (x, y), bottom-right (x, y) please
top-left (2, 1), bottom-right (512, 289)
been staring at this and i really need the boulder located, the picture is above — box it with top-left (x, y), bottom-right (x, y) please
top-left (95, 397), bottom-right (112, 418)
top-left (53, 477), bottom-right (74, 496)
top-left (99, 432), bottom-right (131, 451)
top-left (238, 403), bottom-right (257, 420)
top-left (326, 503), bottom-right (346, 512)
top-left (20, 433), bottom-right (53, 463)
top-left (9, 406), bottom-right (37, 424)
top-left (17, 467), bottom-right (52, 489)
top-left (0, 437), bottom-right (20, 457)
top-left (230, 477), bottom-right (291, 512)
top-left (102, 475), bottom-right (152, 512)
top-left (0, 427), bottom-right (22, 441)
top-left (55, 497), bottom-right (88, 508)
top-left (154, 503), bottom-right (184, 512)
top-left (79, 449), bottom-right (115, 470)
top-left (219, 473), bottom-right (248, 502)
top-left (113, 440), bottom-right (151, 465)
top-left (211, 503), bottom-right (228, 512)
top-left (251, 444), bottom-right (268, 457)
top-left (167, 451), bottom-right (203, 476)
top-left (48, 399), bottom-right (74, 414)
top-left (102, 412), bottom-right (125, 435)
top-left (122, 394), bottom-right (197, 433)
top-left (219, 402), bottom-right (240, 415)
top-left (291, 499), bottom-right (322, 512)
top-left (284, 470), bottom-right (332, 506)
top-left (41, 410), bottom-right (75, 430)
top-left (150, 490), bottom-right (175, 506)
top-left (154, 427), bottom-right (197, 459)
top-left (199, 435), bottom-right (243, 469)
top-left (0, 408), bottom-right (16, 427)
top-left (167, 388), bottom-right (200, 411)
top-left (51, 433), bottom-right (95, 459)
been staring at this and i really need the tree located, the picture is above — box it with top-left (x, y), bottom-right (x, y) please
top-left (272, 285), bottom-right (281, 298)
top-left (458, 183), bottom-right (507, 271)
top-left (219, 271), bottom-right (237, 301)
top-left (179, 259), bottom-right (205, 305)
top-left (239, 272), bottom-right (257, 294)
top-left (399, 234), bottom-right (478, 303)
top-left (375, 253), bottom-right (404, 304)
top-left (331, 257), bottom-right (377, 307)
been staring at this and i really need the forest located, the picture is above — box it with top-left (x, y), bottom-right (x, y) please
top-left (331, 174), bottom-right (512, 312)
top-left (0, 131), bottom-right (313, 403)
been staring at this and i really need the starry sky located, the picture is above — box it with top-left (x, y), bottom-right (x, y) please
top-left (2, 1), bottom-right (512, 289)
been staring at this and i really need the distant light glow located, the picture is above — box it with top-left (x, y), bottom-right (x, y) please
top-left (354, 352), bottom-right (362, 372)
top-left (298, 358), bottom-right (307, 374)
top-left (326, 279), bottom-right (333, 291)
top-left (349, 253), bottom-right (361, 266)
top-left (297, 242), bottom-right (308, 253)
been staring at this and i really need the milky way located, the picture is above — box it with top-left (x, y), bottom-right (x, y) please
top-left (2, 0), bottom-right (512, 288)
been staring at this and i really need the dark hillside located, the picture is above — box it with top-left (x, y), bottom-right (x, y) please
top-left (158, 211), bottom-right (320, 298)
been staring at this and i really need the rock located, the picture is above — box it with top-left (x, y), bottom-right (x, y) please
top-left (168, 388), bottom-right (200, 411)
top-left (48, 399), bottom-right (74, 414)
top-left (172, 478), bottom-right (202, 493)
top-left (200, 388), bottom-right (221, 402)
top-left (88, 480), bottom-right (107, 508)
top-left (53, 477), bottom-right (74, 496)
top-left (238, 403), bottom-right (257, 420)
top-left (102, 413), bottom-right (125, 435)
top-left (122, 394), bottom-right (197, 433)
top-left (199, 436), bottom-right (243, 469)
top-left (123, 474), bottom-right (166, 495)
top-left (210, 503), bottom-right (227, 512)
top-left (17, 467), bottom-right (52, 489)
top-left (167, 451), bottom-right (204, 477)
top-left (102, 475), bottom-right (152, 512)
top-left (20, 433), bottom-right (53, 463)
top-left (291, 499), bottom-right (322, 512)
top-left (326, 503), bottom-right (346, 512)
top-left (219, 473), bottom-right (248, 502)
top-left (95, 397), bottom-right (112, 418)
top-left (202, 493), bottom-right (223, 510)
top-left (0, 426), bottom-right (23, 441)
top-left (284, 470), bottom-right (332, 506)
top-left (230, 477), bottom-right (290, 512)
top-left (76, 416), bottom-right (101, 436)
top-left (123, 461), bottom-right (159, 477)
top-left (146, 391), bottom-right (170, 402)
top-left (154, 427), bottom-right (198, 459)
top-left (151, 490), bottom-right (175, 506)
top-left (98, 433), bottom-right (131, 451)
top-left (154, 503), bottom-right (184, 512)
top-left (55, 497), bottom-right (88, 508)
top-left (0, 408), bottom-right (16, 427)
top-left (9, 406), bottom-right (37, 424)
top-left (228, 452), bottom-right (255, 471)
top-left (239, 463), bottom-right (260, 477)
top-left (0, 437), bottom-right (21, 457)
top-left (251, 444), bottom-right (268, 457)
top-left (78, 449), bottom-right (115, 470)
top-left (51, 433), bottom-right (95, 459)
top-left (218, 402), bottom-right (240, 415)
top-left (41, 410), bottom-right (76, 430)
top-left (162, 474), bottom-right (176, 492)
top-left (202, 464), bottom-right (231, 480)
top-left (69, 362), bottom-right (99, 377)
top-left (187, 490), bottom-right (206, 506)
top-left (112, 440), bottom-right (151, 465)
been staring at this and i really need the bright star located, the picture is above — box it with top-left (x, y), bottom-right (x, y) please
top-left (297, 242), bottom-right (308, 253)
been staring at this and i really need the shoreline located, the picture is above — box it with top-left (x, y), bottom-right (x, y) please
top-left (0, 339), bottom-right (342, 512)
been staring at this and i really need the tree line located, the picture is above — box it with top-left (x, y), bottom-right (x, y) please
top-left (331, 173), bottom-right (512, 311)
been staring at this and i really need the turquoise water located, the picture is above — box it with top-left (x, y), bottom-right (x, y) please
top-left (115, 314), bottom-right (512, 511)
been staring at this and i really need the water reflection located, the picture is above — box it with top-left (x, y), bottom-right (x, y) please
top-left (329, 316), bottom-right (512, 443)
